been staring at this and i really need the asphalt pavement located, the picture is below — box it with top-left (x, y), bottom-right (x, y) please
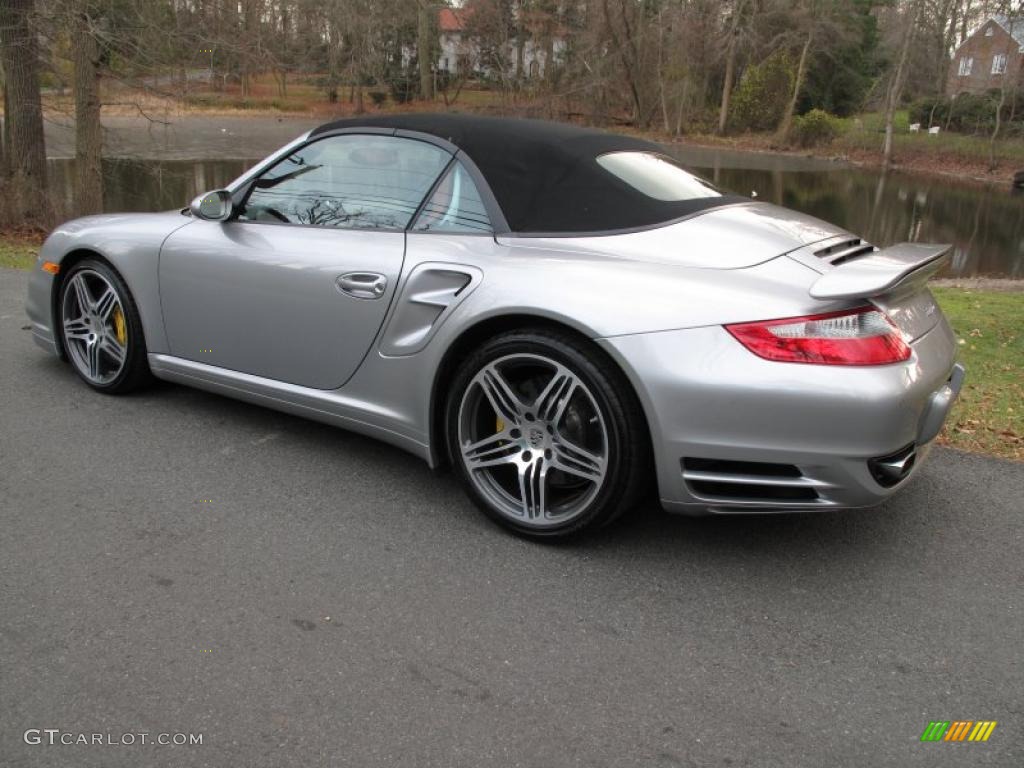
top-left (1, 267), bottom-right (1021, 767)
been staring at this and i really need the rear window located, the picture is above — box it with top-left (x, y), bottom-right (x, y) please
top-left (596, 152), bottom-right (722, 202)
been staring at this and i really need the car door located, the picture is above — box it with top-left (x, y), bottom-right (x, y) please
top-left (159, 133), bottom-right (452, 389)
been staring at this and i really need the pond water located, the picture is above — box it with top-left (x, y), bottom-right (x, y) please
top-left (47, 150), bottom-right (1024, 278)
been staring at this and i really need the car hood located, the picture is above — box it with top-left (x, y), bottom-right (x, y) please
top-left (497, 202), bottom-right (847, 269)
top-left (50, 210), bottom-right (190, 236)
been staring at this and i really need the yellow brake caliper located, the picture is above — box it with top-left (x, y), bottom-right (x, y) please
top-left (496, 417), bottom-right (505, 433)
top-left (112, 306), bottom-right (127, 346)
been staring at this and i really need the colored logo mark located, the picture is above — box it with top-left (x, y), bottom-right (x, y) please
top-left (920, 720), bottom-right (997, 742)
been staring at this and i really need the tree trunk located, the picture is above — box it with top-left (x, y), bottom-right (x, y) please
top-left (960, 0), bottom-right (972, 44)
top-left (417, 0), bottom-right (433, 101)
top-left (988, 12), bottom-right (1017, 172)
top-left (2, 81), bottom-right (8, 158)
top-left (776, 30), bottom-right (812, 144)
top-left (675, 76), bottom-right (689, 136)
top-left (2, 74), bottom-right (10, 176)
top-left (718, 43), bottom-right (737, 135)
top-left (937, 0), bottom-right (961, 95)
top-left (73, 7), bottom-right (103, 216)
top-left (326, 18), bottom-right (340, 104)
top-left (883, 2), bottom-right (920, 168)
top-left (516, 33), bottom-right (525, 83)
top-left (717, 0), bottom-right (745, 135)
top-left (544, 34), bottom-right (555, 83)
top-left (0, 0), bottom-right (48, 218)
top-left (989, 86), bottom-right (1006, 171)
top-left (0, 70), bottom-right (7, 178)
top-left (603, 0), bottom-right (643, 126)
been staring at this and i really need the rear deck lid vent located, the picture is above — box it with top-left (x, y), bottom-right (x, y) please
top-left (815, 237), bottom-right (877, 267)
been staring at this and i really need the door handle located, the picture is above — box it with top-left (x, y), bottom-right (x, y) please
top-left (336, 272), bottom-right (387, 300)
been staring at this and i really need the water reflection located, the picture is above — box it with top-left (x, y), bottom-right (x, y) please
top-left (48, 153), bottom-right (1023, 278)
top-left (675, 156), bottom-right (1024, 278)
top-left (47, 157), bottom-right (256, 218)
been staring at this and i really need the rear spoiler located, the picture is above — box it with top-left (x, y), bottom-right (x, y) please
top-left (809, 243), bottom-right (951, 300)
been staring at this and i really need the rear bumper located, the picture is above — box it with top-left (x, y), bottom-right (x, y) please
top-left (599, 316), bottom-right (962, 515)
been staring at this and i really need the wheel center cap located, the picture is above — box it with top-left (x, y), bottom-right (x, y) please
top-left (527, 426), bottom-right (545, 449)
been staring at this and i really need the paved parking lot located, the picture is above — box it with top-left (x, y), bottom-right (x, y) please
top-left (2, 268), bottom-right (1021, 767)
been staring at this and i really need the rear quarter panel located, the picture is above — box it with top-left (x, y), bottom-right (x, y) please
top-left (350, 232), bottom-right (846, 467)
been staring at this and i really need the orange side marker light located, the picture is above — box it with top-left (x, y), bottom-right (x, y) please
top-left (41, 261), bottom-right (60, 275)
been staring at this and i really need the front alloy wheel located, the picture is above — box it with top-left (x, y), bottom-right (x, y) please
top-left (58, 259), bottom-right (151, 393)
top-left (447, 329), bottom-right (648, 538)
top-left (62, 269), bottom-right (128, 385)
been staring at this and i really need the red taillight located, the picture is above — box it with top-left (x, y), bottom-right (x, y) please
top-left (724, 306), bottom-right (911, 365)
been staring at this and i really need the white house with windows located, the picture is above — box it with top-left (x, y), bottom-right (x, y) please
top-left (435, 4), bottom-right (566, 80)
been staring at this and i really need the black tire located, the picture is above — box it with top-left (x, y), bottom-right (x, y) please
top-left (445, 327), bottom-right (649, 540)
top-left (58, 258), bottom-right (153, 394)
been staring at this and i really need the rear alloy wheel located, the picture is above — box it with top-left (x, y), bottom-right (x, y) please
top-left (447, 329), bottom-right (648, 539)
top-left (59, 259), bottom-right (151, 393)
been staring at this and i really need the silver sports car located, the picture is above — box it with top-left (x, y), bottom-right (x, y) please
top-left (26, 114), bottom-right (964, 538)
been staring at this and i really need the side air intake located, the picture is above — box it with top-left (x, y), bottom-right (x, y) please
top-left (681, 458), bottom-right (821, 503)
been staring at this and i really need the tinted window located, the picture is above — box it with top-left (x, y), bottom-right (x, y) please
top-left (596, 152), bottom-right (722, 202)
top-left (411, 162), bottom-right (492, 234)
top-left (241, 135), bottom-right (449, 229)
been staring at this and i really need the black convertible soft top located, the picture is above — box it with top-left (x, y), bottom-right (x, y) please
top-left (309, 113), bottom-right (742, 234)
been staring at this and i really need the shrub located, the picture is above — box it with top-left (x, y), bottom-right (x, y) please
top-left (909, 90), bottom-right (1024, 136)
top-left (387, 74), bottom-right (417, 104)
top-left (368, 90), bottom-right (388, 107)
top-left (315, 74), bottom-right (341, 103)
top-left (729, 50), bottom-right (795, 132)
top-left (791, 108), bottom-right (841, 147)
top-left (909, 96), bottom-right (949, 129)
top-left (435, 70), bottom-right (454, 94)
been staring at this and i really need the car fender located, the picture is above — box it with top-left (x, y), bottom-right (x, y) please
top-left (31, 212), bottom-right (194, 355)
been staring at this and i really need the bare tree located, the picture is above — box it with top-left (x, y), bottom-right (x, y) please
top-left (0, 62), bottom-right (7, 178)
top-left (0, 0), bottom-right (48, 220)
top-left (883, 0), bottom-right (923, 168)
top-left (777, 27), bottom-right (814, 142)
top-left (988, 1), bottom-right (1022, 170)
top-left (774, 0), bottom-right (853, 144)
top-left (937, 0), bottom-right (963, 94)
top-left (417, 0), bottom-right (434, 100)
top-left (71, 1), bottom-right (103, 215)
top-left (718, 0), bottom-right (747, 135)
top-left (602, 0), bottom-right (645, 125)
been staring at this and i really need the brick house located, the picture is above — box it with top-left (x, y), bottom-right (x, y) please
top-left (947, 15), bottom-right (1024, 95)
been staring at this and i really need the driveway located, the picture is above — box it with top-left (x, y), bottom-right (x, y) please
top-left (1, 267), bottom-right (1021, 767)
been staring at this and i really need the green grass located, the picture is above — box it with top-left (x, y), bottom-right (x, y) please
top-left (932, 287), bottom-right (1024, 461)
top-left (834, 109), bottom-right (1024, 168)
top-left (0, 238), bottom-right (38, 270)
top-left (837, 108), bottom-right (912, 134)
top-left (1, 238), bottom-right (1018, 460)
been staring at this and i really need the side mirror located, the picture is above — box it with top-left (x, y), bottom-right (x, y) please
top-left (190, 189), bottom-right (234, 222)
